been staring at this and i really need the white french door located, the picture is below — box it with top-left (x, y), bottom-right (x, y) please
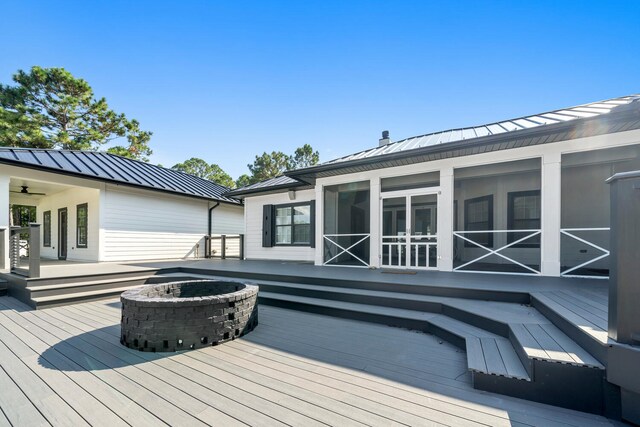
top-left (381, 188), bottom-right (439, 269)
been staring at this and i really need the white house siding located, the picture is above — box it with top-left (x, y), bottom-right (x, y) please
top-left (101, 186), bottom-right (212, 261)
top-left (244, 189), bottom-right (315, 262)
top-left (37, 187), bottom-right (100, 262)
top-left (211, 204), bottom-right (244, 234)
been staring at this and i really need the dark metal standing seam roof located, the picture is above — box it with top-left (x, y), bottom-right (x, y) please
top-left (322, 95), bottom-right (640, 166)
top-left (226, 94), bottom-right (640, 196)
top-left (286, 94), bottom-right (640, 184)
top-left (0, 148), bottom-right (241, 204)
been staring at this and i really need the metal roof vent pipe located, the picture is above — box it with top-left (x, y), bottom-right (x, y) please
top-left (379, 130), bottom-right (391, 147)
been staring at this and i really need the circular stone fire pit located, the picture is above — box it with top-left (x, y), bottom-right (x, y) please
top-left (120, 279), bottom-right (258, 352)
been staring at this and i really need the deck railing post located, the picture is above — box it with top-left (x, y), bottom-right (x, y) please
top-left (28, 223), bottom-right (40, 278)
top-left (606, 170), bottom-right (640, 425)
top-left (239, 234), bottom-right (244, 260)
top-left (221, 235), bottom-right (226, 259)
top-left (607, 171), bottom-right (640, 343)
top-left (9, 227), bottom-right (20, 270)
top-left (0, 228), bottom-right (5, 270)
top-left (204, 235), bottom-right (211, 258)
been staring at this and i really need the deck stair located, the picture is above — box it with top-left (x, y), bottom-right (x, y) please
top-left (2, 268), bottom-right (169, 309)
top-left (162, 271), bottom-right (607, 414)
top-left (530, 289), bottom-right (610, 364)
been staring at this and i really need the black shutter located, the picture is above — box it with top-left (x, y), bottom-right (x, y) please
top-left (262, 204), bottom-right (273, 247)
top-left (309, 200), bottom-right (316, 248)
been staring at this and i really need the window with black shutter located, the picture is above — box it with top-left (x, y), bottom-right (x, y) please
top-left (262, 201), bottom-right (315, 247)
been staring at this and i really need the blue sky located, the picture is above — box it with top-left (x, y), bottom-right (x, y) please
top-left (1, 1), bottom-right (639, 178)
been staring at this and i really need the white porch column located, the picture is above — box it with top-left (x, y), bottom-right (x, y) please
top-left (0, 174), bottom-right (9, 270)
top-left (369, 178), bottom-right (381, 267)
top-left (438, 167), bottom-right (454, 271)
top-left (541, 152), bottom-right (562, 276)
top-left (314, 184), bottom-right (323, 266)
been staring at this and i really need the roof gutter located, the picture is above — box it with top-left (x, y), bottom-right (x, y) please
top-left (206, 202), bottom-right (221, 258)
top-left (224, 181), bottom-right (310, 198)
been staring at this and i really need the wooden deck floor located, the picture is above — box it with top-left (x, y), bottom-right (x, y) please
top-left (0, 297), bottom-right (615, 426)
top-left (533, 287), bottom-right (610, 344)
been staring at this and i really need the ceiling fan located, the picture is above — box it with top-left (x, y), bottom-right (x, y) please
top-left (10, 185), bottom-right (46, 196)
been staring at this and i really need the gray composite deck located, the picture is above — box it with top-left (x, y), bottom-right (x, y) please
top-left (0, 296), bottom-right (615, 426)
top-left (532, 288), bottom-right (609, 344)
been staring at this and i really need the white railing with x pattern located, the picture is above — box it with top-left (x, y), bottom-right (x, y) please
top-left (323, 233), bottom-right (370, 267)
top-left (453, 229), bottom-right (541, 275)
top-left (560, 227), bottom-right (610, 279)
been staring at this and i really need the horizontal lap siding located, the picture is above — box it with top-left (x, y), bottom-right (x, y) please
top-left (211, 204), bottom-right (244, 234)
top-left (38, 187), bottom-right (100, 262)
top-left (245, 190), bottom-right (315, 262)
top-left (102, 188), bottom-right (209, 261)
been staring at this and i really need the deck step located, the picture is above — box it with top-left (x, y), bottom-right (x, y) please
top-left (510, 323), bottom-right (603, 369)
top-left (531, 292), bottom-right (609, 364)
top-left (0, 280), bottom-right (6, 296)
top-left (31, 284), bottom-right (144, 308)
top-left (428, 315), bottom-right (530, 380)
top-left (182, 264), bottom-right (531, 303)
top-left (18, 266), bottom-right (166, 287)
top-left (258, 291), bottom-right (531, 381)
top-left (25, 275), bottom-right (156, 300)
top-left (173, 272), bottom-right (602, 371)
top-left (26, 275), bottom-right (156, 291)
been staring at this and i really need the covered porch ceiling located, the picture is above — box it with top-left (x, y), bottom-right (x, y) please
top-left (8, 177), bottom-right (75, 204)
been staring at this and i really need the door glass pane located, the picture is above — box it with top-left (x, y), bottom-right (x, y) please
top-left (382, 197), bottom-right (406, 267)
top-left (411, 194), bottom-right (437, 268)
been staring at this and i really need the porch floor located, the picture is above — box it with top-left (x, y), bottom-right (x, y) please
top-left (0, 296), bottom-right (615, 426)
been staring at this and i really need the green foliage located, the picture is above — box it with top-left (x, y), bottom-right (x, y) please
top-left (241, 144), bottom-right (320, 186)
top-left (235, 174), bottom-right (252, 188)
top-left (290, 144), bottom-right (320, 169)
top-left (247, 151), bottom-right (292, 183)
top-left (172, 157), bottom-right (236, 188)
top-left (0, 66), bottom-right (152, 160)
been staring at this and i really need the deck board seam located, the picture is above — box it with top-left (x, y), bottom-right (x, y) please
top-left (557, 290), bottom-right (608, 313)
top-left (0, 363), bottom-right (53, 427)
top-left (550, 292), bottom-right (608, 322)
top-left (531, 293), bottom-right (605, 333)
top-left (0, 309), bottom-right (153, 426)
top-left (0, 311), bottom-right (205, 427)
top-left (542, 292), bottom-right (608, 328)
top-left (43, 305), bottom-right (389, 427)
top-left (5, 307), bottom-right (225, 427)
top-left (0, 296), bottom-right (614, 427)
top-left (34, 307), bottom-right (285, 427)
top-left (0, 323), bottom-right (93, 426)
top-left (58, 304), bottom-right (484, 427)
top-left (45, 302), bottom-right (528, 426)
